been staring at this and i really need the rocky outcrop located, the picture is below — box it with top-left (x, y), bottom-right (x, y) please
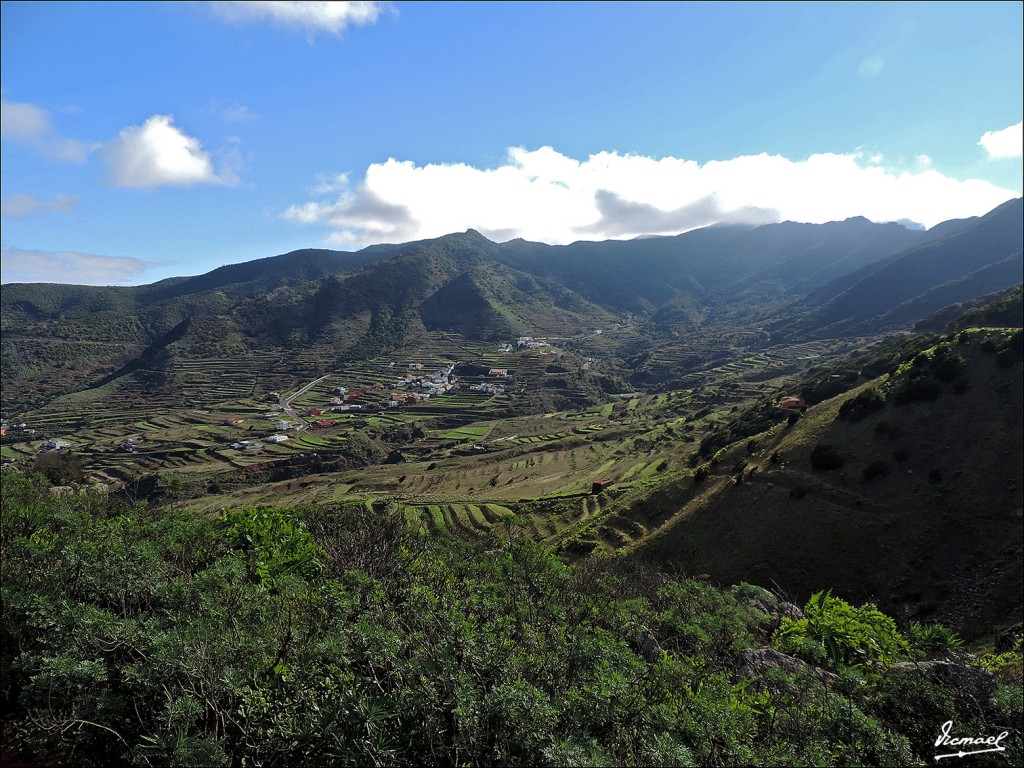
top-left (736, 648), bottom-right (839, 688)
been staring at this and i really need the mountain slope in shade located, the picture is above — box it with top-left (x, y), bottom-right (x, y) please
top-left (492, 217), bottom-right (927, 313)
top-left (625, 327), bottom-right (1023, 637)
top-left (773, 198), bottom-right (1023, 340)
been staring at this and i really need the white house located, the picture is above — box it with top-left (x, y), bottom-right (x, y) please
top-left (266, 434), bottom-right (289, 443)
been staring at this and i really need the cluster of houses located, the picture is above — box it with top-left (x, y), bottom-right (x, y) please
top-left (1, 422), bottom-right (37, 439)
top-left (517, 336), bottom-right (549, 350)
top-left (231, 439), bottom-right (265, 451)
top-left (376, 363), bottom-right (461, 409)
top-left (473, 382), bottom-right (507, 395)
top-left (230, 434), bottom-right (290, 450)
top-left (497, 337), bottom-right (549, 353)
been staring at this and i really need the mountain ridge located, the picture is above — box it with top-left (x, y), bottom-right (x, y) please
top-left (3, 201), bottom-right (1021, 414)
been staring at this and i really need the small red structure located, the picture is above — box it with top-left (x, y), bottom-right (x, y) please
top-left (305, 407), bottom-right (323, 416)
top-left (592, 478), bottom-right (615, 495)
top-left (779, 396), bottom-right (805, 410)
top-left (312, 419), bottom-right (334, 428)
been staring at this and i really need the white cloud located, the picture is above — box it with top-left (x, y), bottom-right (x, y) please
top-left (209, 1), bottom-right (386, 36)
top-left (1, 193), bottom-right (77, 220)
top-left (979, 121), bottom-right (1023, 159)
top-left (1, 247), bottom-right (149, 285)
top-left (101, 115), bottom-right (238, 188)
top-left (285, 146), bottom-right (1020, 247)
top-left (0, 97), bottom-right (92, 162)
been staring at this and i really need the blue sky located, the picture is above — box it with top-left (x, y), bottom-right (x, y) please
top-left (1, 1), bottom-right (1021, 285)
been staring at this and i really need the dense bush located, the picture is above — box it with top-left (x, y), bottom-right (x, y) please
top-left (31, 450), bottom-right (86, 485)
top-left (2, 470), bottom-right (1020, 767)
top-left (810, 444), bottom-right (845, 471)
top-left (837, 388), bottom-right (886, 423)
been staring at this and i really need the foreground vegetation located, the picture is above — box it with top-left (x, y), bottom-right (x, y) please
top-left (2, 470), bottom-right (1020, 766)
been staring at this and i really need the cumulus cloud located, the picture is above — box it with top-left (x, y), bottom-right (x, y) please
top-left (285, 186), bottom-right (417, 243)
top-left (284, 146), bottom-right (1020, 247)
top-left (1, 247), bottom-right (149, 285)
top-left (1, 193), bottom-right (77, 220)
top-left (979, 121), bottom-right (1023, 159)
top-left (209, 1), bottom-right (386, 36)
top-left (101, 115), bottom-right (238, 188)
top-left (0, 97), bottom-right (93, 162)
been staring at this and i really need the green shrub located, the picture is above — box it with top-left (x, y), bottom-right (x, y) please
top-left (810, 444), bottom-right (844, 471)
top-left (838, 388), bottom-right (886, 423)
top-left (775, 591), bottom-right (910, 669)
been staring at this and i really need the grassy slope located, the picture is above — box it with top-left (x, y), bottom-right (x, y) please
top-left (627, 332), bottom-right (1023, 638)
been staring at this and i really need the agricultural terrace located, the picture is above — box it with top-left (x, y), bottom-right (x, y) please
top-left (2, 331), bottom-right (853, 555)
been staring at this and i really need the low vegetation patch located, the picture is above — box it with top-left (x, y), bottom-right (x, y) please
top-left (4, 469), bottom-right (1019, 767)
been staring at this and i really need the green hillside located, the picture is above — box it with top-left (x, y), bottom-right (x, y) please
top-left (627, 328), bottom-right (1024, 637)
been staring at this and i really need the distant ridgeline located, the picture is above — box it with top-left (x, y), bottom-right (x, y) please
top-left (2, 198), bottom-right (1020, 413)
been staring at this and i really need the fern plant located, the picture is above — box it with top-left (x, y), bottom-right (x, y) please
top-left (774, 590), bottom-right (911, 670)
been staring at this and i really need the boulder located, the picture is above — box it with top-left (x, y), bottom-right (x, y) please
top-left (736, 647), bottom-right (839, 688)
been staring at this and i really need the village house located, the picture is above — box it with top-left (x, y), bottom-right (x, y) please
top-left (517, 336), bottom-right (549, 349)
top-left (43, 438), bottom-right (72, 451)
top-left (266, 434), bottom-right (289, 443)
top-left (275, 419), bottom-right (294, 431)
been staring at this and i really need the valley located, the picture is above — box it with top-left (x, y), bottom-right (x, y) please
top-left (4, 6), bottom-right (1021, 765)
top-left (2, 203), bottom-right (1022, 768)
top-left (1, 209), bottom-right (1021, 623)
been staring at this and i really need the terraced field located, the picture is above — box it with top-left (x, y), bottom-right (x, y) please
top-left (3, 328), bottom-right (867, 557)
